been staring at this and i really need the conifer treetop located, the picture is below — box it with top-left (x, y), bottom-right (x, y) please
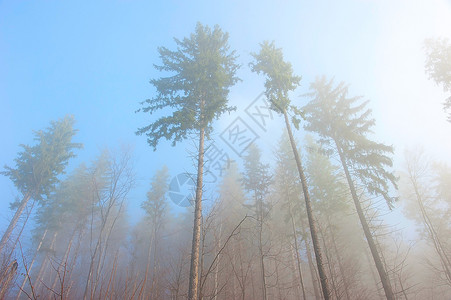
top-left (136, 23), bottom-right (240, 149)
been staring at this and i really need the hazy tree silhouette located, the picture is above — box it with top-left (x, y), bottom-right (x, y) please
top-left (304, 76), bottom-right (398, 300)
top-left (250, 41), bottom-right (332, 300)
top-left (0, 115), bottom-right (82, 256)
top-left (424, 38), bottom-right (451, 122)
top-left (136, 23), bottom-right (240, 300)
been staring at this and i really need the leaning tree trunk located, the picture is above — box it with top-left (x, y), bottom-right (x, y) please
top-left (328, 218), bottom-right (351, 300)
top-left (335, 142), bottom-right (395, 300)
top-left (282, 110), bottom-right (331, 300)
top-left (5, 199), bottom-right (36, 266)
top-left (50, 228), bottom-right (77, 294)
top-left (0, 260), bottom-right (18, 299)
top-left (188, 122), bottom-right (205, 300)
top-left (15, 228), bottom-right (48, 300)
top-left (34, 231), bottom-right (58, 294)
top-left (0, 193), bottom-right (32, 255)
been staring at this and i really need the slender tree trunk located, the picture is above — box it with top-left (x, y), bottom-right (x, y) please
top-left (335, 142), bottom-right (394, 300)
top-left (283, 110), bottom-right (331, 300)
top-left (257, 198), bottom-right (267, 300)
top-left (238, 243), bottom-right (246, 300)
top-left (364, 246), bottom-right (385, 300)
top-left (411, 179), bottom-right (451, 283)
top-left (5, 200), bottom-right (36, 266)
top-left (140, 230), bottom-right (153, 300)
top-left (199, 220), bottom-right (206, 300)
top-left (151, 223), bottom-right (159, 299)
top-left (0, 193), bottom-right (32, 255)
top-left (328, 219), bottom-right (351, 300)
top-left (289, 206), bottom-right (306, 299)
top-left (0, 260), bottom-right (18, 299)
top-left (34, 231), bottom-right (58, 294)
top-left (93, 203), bottom-right (125, 298)
top-left (84, 228), bottom-right (103, 299)
top-left (66, 225), bottom-right (85, 296)
top-left (213, 224), bottom-right (222, 300)
top-left (15, 228), bottom-right (48, 300)
top-left (188, 123), bottom-right (205, 300)
top-left (290, 245), bottom-right (302, 299)
top-left (319, 224), bottom-right (339, 299)
top-left (301, 221), bottom-right (321, 300)
top-left (259, 226), bottom-right (267, 300)
top-left (83, 212), bottom-right (112, 300)
top-left (105, 250), bottom-right (119, 300)
top-left (50, 228), bottom-right (77, 293)
top-left (84, 198), bottom-right (122, 299)
top-left (1, 202), bottom-right (35, 298)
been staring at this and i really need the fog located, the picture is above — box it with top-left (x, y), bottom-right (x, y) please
top-left (1, 1), bottom-right (451, 299)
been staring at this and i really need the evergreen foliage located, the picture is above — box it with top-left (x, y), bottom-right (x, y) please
top-left (136, 22), bottom-right (240, 149)
top-left (304, 77), bottom-right (397, 208)
top-left (2, 115), bottom-right (82, 202)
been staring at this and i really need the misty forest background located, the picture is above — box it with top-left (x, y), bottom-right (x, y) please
top-left (1, 2), bottom-right (451, 300)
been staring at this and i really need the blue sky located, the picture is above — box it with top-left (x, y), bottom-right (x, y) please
top-left (1, 0), bottom-right (451, 229)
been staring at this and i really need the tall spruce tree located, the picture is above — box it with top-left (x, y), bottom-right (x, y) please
top-left (0, 115), bottom-right (82, 255)
top-left (136, 23), bottom-right (240, 300)
top-left (303, 76), bottom-right (398, 300)
top-left (250, 41), bottom-right (332, 299)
